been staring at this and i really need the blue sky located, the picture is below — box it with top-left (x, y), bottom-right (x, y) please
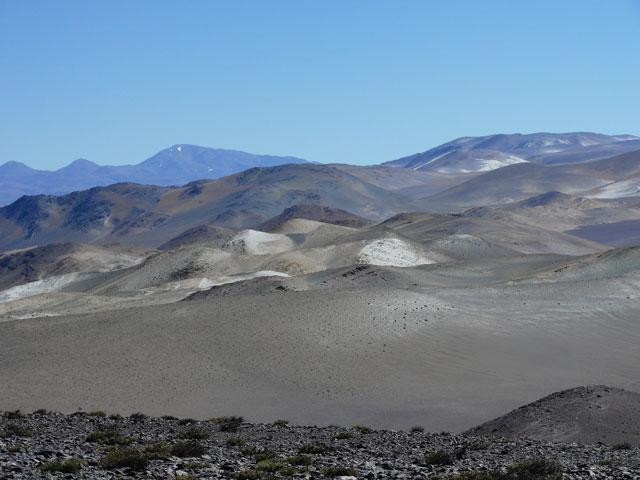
top-left (1, 1), bottom-right (639, 169)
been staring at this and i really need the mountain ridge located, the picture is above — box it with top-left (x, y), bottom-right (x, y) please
top-left (385, 132), bottom-right (640, 173)
top-left (0, 144), bottom-right (308, 206)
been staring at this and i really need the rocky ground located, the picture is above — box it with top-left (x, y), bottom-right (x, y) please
top-left (1, 411), bottom-right (639, 479)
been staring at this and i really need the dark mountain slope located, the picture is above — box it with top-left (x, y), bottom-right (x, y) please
top-left (0, 164), bottom-right (415, 250)
top-left (466, 385), bottom-right (640, 446)
top-left (259, 204), bottom-right (374, 231)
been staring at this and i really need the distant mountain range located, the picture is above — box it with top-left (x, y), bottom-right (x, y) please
top-left (0, 144), bottom-right (307, 206)
top-left (385, 132), bottom-right (640, 173)
top-left (3, 132), bottom-right (639, 207)
top-left (2, 149), bottom-right (640, 251)
top-left (2, 132), bottom-right (640, 251)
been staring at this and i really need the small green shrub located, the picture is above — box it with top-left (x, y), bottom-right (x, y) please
top-left (161, 415), bottom-right (178, 421)
top-left (3, 410), bottom-right (23, 419)
top-left (235, 469), bottom-right (262, 480)
top-left (353, 424), bottom-right (372, 434)
top-left (240, 446), bottom-right (274, 460)
top-left (334, 431), bottom-right (354, 440)
top-left (434, 472), bottom-right (496, 480)
top-left (505, 458), bottom-right (562, 479)
top-left (184, 461), bottom-right (210, 469)
top-left (101, 447), bottom-right (149, 471)
top-left (279, 466), bottom-right (299, 476)
top-left (226, 436), bottom-right (246, 447)
top-left (142, 441), bottom-right (171, 460)
top-left (180, 426), bottom-right (210, 440)
top-left (425, 450), bottom-right (454, 466)
top-left (613, 442), bottom-right (632, 450)
top-left (109, 414), bottom-right (123, 420)
top-left (255, 458), bottom-right (288, 472)
top-left (7, 445), bottom-right (21, 453)
top-left (33, 409), bottom-right (52, 415)
top-left (88, 410), bottom-right (107, 417)
top-left (171, 440), bottom-right (206, 458)
top-left (40, 458), bottom-right (83, 474)
top-left (273, 419), bottom-right (289, 427)
top-left (2, 424), bottom-right (33, 437)
top-left (255, 450), bottom-right (276, 462)
top-left (215, 415), bottom-right (244, 432)
top-left (298, 442), bottom-right (329, 454)
top-left (85, 428), bottom-right (131, 445)
top-left (286, 454), bottom-right (313, 466)
top-left (129, 412), bottom-right (149, 422)
top-left (321, 466), bottom-right (357, 477)
top-left (410, 425), bottom-right (425, 433)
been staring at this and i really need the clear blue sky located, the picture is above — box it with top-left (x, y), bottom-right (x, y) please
top-left (1, 1), bottom-right (639, 169)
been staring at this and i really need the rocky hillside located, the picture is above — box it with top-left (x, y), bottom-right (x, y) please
top-left (1, 410), bottom-right (639, 479)
top-left (466, 385), bottom-right (640, 447)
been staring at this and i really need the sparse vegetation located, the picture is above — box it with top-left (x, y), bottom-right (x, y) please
top-left (504, 458), bottom-right (563, 479)
top-left (226, 436), bottom-right (246, 447)
top-left (434, 459), bottom-right (563, 479)
top-left (180, 425), bottom-right (210, 440)
top-left (85, 427), bottom-right (131, 445)
top-left (298, 442), bottom-right (329, 454)
top-left (40, 458), bottom-right (83, 473)
top-left (3, 410), bottom-right (23, 419)
top-left (142, 441), bottom-right (171, 460)
top-left (434, 472), bottom-right (496, 480)
top-left (334, 431), bottom-right (354, 440)
top-left (255, 458), bottom-right (288, 472)
top-left (321, 465), bottom-right (357, 477)
top-left (353, 424), bottom-right (372, 434)
top-left (286, 454), bottom-right (313, 466)
top-left (234, 469), bottom-right (262, 480)
top-left (88, 410), bottom-right (107, 417)
top-left (33, 408), bottom-right (52, 415)
top-left (214, 415), bottom-right (244, 432)
top-left (171, 440), bottom-right (206, 458)
top-left (425, 450), bottom-right (455, 466)
top-left (240, 445), bottom-right (274, 460)
top-left (273, 419), bottom-right (289, 427)
top-left (129, 412), bottom-right (149, 422)
top-left (101, 447), bottom-right (149, 471)
top-left (613, 442), bottom-right (632, 450)
top-left (2, 424), bottom-right (33, 437)
top-left (255, 449), bottom-right (276, 462)
top-left (411, 425), bottom-right (425, 433)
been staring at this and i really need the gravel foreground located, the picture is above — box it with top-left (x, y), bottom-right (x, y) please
top-left (1, 411), bottom-right (640, 479)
